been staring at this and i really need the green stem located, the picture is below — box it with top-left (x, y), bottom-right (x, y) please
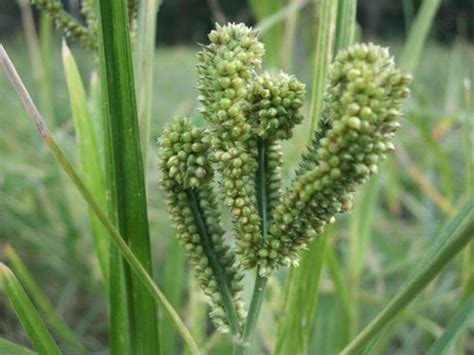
top-left (233, 138), bottom-right (270, 355)
top-left (186, 188), bottom-right (241, 337)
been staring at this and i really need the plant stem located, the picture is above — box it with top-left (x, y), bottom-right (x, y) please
top-left (186, 188), bottom-right (242, 337)
top-left (233, 138), bottom-right (270, 355)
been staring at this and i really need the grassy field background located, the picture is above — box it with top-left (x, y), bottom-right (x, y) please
top-left (0, 18), bottom-right (473, 353)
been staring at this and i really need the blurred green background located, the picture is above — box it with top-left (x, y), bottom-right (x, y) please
top-left (0, 0), bottom-right (473, 353)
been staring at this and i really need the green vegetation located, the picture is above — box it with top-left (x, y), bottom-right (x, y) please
top-left (0, 0), bottom-right (472, 354)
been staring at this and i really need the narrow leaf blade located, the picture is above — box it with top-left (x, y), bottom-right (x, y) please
top-left (0, 263), bottom-right (61, 355)
top-left (428, 296), bottom-right (474, 354)
top-left (94, 0), bottom-right (160, 352)
top-left (3, 244), bottom-right (82, 350)
top-left (62, 42), bottom-right (109, 285)
top-left (0, 337), bottom-right (36, 355)
top-left (341, 199), bottom-right (474, 354)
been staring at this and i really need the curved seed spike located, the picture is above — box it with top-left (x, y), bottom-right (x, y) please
top-left (197, 23), bottom-right (265, 268)
top-left (158, 118), bottom-right (245, 333)
top-left (246, 70), bottom-right (305, 272)
top-left (261, 43), bottom-right (412, 275)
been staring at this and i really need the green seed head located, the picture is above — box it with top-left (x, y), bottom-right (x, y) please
top-left (158, 118), bottom-right (212, 189)
top-left (197, 23), bottom-right (264, 142)
top-left (260, 43), bottom-right (412, 274)
top-left (158, 117), bottom-right (246, 331)
top-left (249, 71), bottom-right (305, 140)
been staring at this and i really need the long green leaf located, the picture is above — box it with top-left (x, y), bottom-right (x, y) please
top-left (135, 0), bottom-right (161, 161)
top-left (17, 2), bottom-right (55, 123)
top-left (0, 337), bottom-right (36, 355)
top-left (39, 13), bottom-right (55, 124)
top-left (160, 238), bottom-right (185, 353)
top-left (249, 0), bottom-right (284, 67)
top-left (94, 0), bottom-right (159, 353)
top-left (326, 245), bottom-right (353, 347)
top-left (274, 231), bottom-right (330, 355)
top-left (428, 296), bottom-right (474, 354)
top-left (407, 198), bottom-right (473, 284)
top-left (306, 0), bottom-right (338, 136)
top-left (3, 245), bottom-right (82, 350)
top-left (348, 176), bottom-right (381, 336)
top-left (0, 44), bottom-right (200, 355)
top-left (399, 0), bottom-right (442, 72)
top-left (255, 0), bottom-right (307, 35)
top-left (62, 42), bottom-right (109, 285)
top-left (281, 0), bottom-right (305, 71)
top-left (0, 263), bottom-right (61, 355)
top-left (341, 199), bottom-right (474, 354)
top-left (335, 0), bottom-right (356, 53)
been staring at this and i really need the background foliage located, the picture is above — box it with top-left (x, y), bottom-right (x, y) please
top-left (1, 0), bottom-right (473, 43)
top-left (0, 0), bottom-right (473, 354)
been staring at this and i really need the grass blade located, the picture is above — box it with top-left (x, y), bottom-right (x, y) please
top-left (0, 263), bottom-right (61, 355)
top-left (326, 245), bottom-right (353, 347)
top-left (160, 238), bottom-right (185, 353)
top-left (399, 0), bottom-right (442, 72)
top-left (335, 0), bottom-right (357, 53)
top-left (39, 13), bottom-right (55, 124)
top-left (0, 44), bottom-right (200, 355)
top-left (341, 199), bottom-right (474, 354)
top-left (255, 0), bottom-right (307, 35)
top-left (281, 0), bottom-right (305, 71)
top-left (306, 0), bottom-right (338, 136)
top-left (249, 0), bottom-right (284, 67)
top-left (0, 338), bottom-right (36, 355)
top-left (62, 42), bottom-right (109, 285)
top-left (428, 296), bottom-right (474, 354)
top-left (407, 197), bottom-right (472, 283)
top-left (348, 176), bottom-right (381, 336)
top-left (3, 244), bottom-right (82, 350)
top-left (17, 2), bottom-right (55, 123)
top-left (135, 0), bottom-right (161, 161)
top-left (94, 0), bottom-right (159, 352)
top-left (274, 231), bottom-right (330, 355)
